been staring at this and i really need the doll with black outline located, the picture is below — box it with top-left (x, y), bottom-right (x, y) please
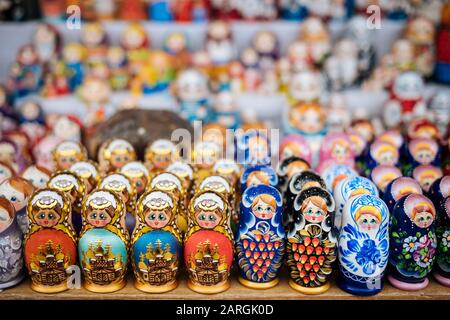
top-left (435, 196), bottom-right (450, 286)
top-left (120, 161), bottom-right (150, 198)
top-left (69, 161), bottom-right (100, 194)
top-left (52, 141), bottom-right (87, 171)
top-left (276, 156), bottom-right (311, 195)
top-left (98, 139), bottom-right (137, 175)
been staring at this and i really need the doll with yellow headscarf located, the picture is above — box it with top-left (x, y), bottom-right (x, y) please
top-left (131, 190), bottom-right (182, 293)
top-left (78, 189), bottom-right (129, 293)
top-left (98, 139), bottom-right (137, 175)
top-left (52, 141), bottom-right (88, 171)
top-left (24, 189), bottom-right (77, 293)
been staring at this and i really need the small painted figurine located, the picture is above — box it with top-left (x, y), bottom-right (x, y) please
top-left (48, 171), bottom-right (85, 234)
top-left (0, 161), bottom-right (15, 184)
top-left (287, 186), bottom-right (337, 294)
top-left (167, 161), bottom-right (195, 206)
top-left (427, 176), bottom-right (450, 210)
top-left (32, 135), bottom-right (61, 172)
top-left (370, 165), bottom-right (403, 197)
top-left (78, 77), bottom-right (111, 127)
top-left (236, 184), bottom-right (284, 289)
top-left (212, 159), bottom-right (241, 189)
top-left (413, 165), bottom-right (443, 193)
top-left (288, 71), bottom-right (322, 105)
top-left (21, 165), bottom-right (51, 190)
top-left (120, 161), bottom-right (149, 198)
top-left (279, 0), bottom-right (308, 20)
top-left (32, 23), bottom-right (61, 65)
top-left (392, 39), bottom-right (416, 72)
top-left (388, 194), bottom-right (437, 290)
top-left (131, 190), bottom-right (182, 292)
top-left (144, 139), bottom-right (178, 173)
top-left (240, 165), bottom-right (278, 192)
top-left (69, 161), bottom-right (100, 194)
top-left (17, 100), bottom-right (46, 146)
top-left (0, 198), bottom-right (24, 290)
top-left (236, 130), bottom-right (271, 167)
top-left (184, 191), bottom-right (233, 294)
top-left (149, 0), bottom-right (174, 21)
top-left (383, 177), bottom-right (423, 213)
top-left (80, 23), bottom-right (108, 64)
top-left (120, 23), bottom-right (149, 76)
top-left (107, 46), bottom-right (130, 91)
top-left (192, 141), bottom-right (221, 181)
top-left (279, 135), bottom-right (312, 165)
top-left (435, 196), bottom-right (450, 286)
top-left (407, 118), bottom-right (441, 141)
top-left (326, 93), bottom-right (351, 133)
top-left (0, 177), bottom-right (34, 234)
top-left (63, 42), bottom-right (85, 91)
top-left (338, 194), bottom-right (389, 296)
top-left (301, 17), bottom-right (331, 67)
top-left (24, 189), bottom-right (77, 293)
top-left (277, 156), bottom-right (311, 195)
top-left (252, 31), bottom-right (278, 71)
top-left (317, 132), bottom-right (355, 173)
top-left (320, 164), bottom-right (358, 194)
top-left (79, 190), bottom-right (129, 293)
top-left (325, 38), bottom-right (359, 90)
top-left (98, 139), bottom-right (137, 175)
top-left (51, 115), bottom-right (83, 142)
top-left (213, 90), bottom-right (241, 130)
top-left (52, 141), bottom-right (87, 171)
top-left (403, 138), bottom-right (440, 176)
top-left (205, 21), bottom-right (235, 67)
top-left (362, 141), bottom-right (400, 177)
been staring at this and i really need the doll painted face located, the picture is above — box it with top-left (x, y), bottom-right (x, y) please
top-left (144, 208), bottom-right (171, 229)
top-left (53, 116), bottom-right (82, 142)
top-left (0, 163), bottom-right (13, 184)
top-left (410, 143), bottom-right (437, 165)
top-left (413, 166), bottom-right (442, 193)
top-left (247, 171), bottom-right (270, 187)
top-left (290, 72), bottom-right (322, 102)
top-left (412, 205), bottom-right (434, 228)
top-left (248, 136), bottom-right (269, 162)
top-left (290, 103), bottom-right (325, 134)
top-left (22, 165), bottom-right (50, 189)
top-left (357, 211), bottom-right (380, 232)
top-left (196, 208), bottom-right (221, 229)
top-left (104, 140), bottom-right (136, 170)
top-left (0, 142), bottom-right (16, 165)
top-left (34, 208), bottom-right (60, 228)
top-left (372, 143), bottom-right (399, 166)
top-left (54, 145), bottom-right (85, 170)
top-left (251, 194), bottom-right (276, 220)
top-left (0, 207), bottom-right (12, 233)
top-left (176, 69), bottom-right (208, 102)
top-left (331, 140), bottom-right (351, 161)
top-left (63, 43), bottom-right (84, 63)
top-left (81, 23), bottom-right (105, 47)
top-left (301, 196), bottom-right (327, 224)
top-left (146, 140), bottom-right (176, 170)
top-left (87, 209), bottom-right (112, 227)
top-left (0, 178), bottom-right (33, 212)
top-left (18, 45), bottom-right (38, 66)
top-left (122, 25), bottom-right (147, 50)
top-left (253, 31), bottom-right (277, 55)
top-left (393, 72), bottom-right (424, 100)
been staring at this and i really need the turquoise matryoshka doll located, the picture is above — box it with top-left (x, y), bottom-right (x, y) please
top-left (435, 196), bottom-right (450, 286)
top-left (79, 189), bottom-right (129, 293)
top-left (236, 184), bottom-right (285, 289)
top-left (388, 193), bottom-right (437, 291)
top-left (338, 194), bottom-right (389, 296)
top-left (131, 190), bottom-right (182, 293)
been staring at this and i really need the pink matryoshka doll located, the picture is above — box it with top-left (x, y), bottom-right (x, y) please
top-left (279, 135), bottom-right (312, 164)
top-left (317, 132), bottom-right (355, 174)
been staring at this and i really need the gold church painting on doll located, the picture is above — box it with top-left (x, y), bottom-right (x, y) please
top-left (188, 240), bottom-right (228, 286)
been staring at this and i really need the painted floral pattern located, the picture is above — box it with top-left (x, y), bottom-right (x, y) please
top-left (0, 235), bottom-right (23, 283)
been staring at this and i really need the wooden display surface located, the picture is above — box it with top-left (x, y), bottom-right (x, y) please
top-left (1, 273), bottom-right (449, 300)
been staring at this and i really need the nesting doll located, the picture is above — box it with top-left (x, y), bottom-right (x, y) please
top-left (236, 185), bottom-right (284, 289)
top-left (384, 177), bottom-right (423, 213)
top-left (427, 176), bottom-right (450, 210)
top-left (338, 194), bottom-right (389, 296)
top-left (435, 196), bottom-right (450, 286)
top-left (370, 165), bottom-right (402, 197)
top-left (407, 118), bottom-right (441, 141)
top-left (0, 177), bottom-right (34, 234)
top-left (212, 159), bottom-right (241, 190)
top-left (404, 138), bottom-right (440, 176)
top-left (320, 164), bottom-right (358, 194)
top-left (167, 161), bottom-right (195, 210)
top-left (240, 165), bottom-right (278, 193)
top-left (24, 189), bottom-right (77, 293)
top-left (388, 194), bottom-right (437, 290)
top-left (98, 139), bottom-right (137, 175)
top-left (144, 139), bottom-right (178, 173)
top-left (286, 187), bottom-right (337, 294)
top-left (192, 141), bottom-right (221, 181)
top-left (279, 135), bottom-right (312, 165)
top-left (362, 141), bottom-right (400, 177)
top-left (69, 161), bottom-right (100, 194)
top-left (413, 165), bottom-right (443, 193)
top-left (80, 23), bottom-right (108, 64)
top-left (334, 176), bottom-right (379, 232)
top-left (184, 191), bottom-right (233, 294)
top-left (0, 139), bottom-right (24, 174)
top-left (277, 156), bottom-right (311, 194)
top-left (236, 130), bottom-right (271, 168)
top-left (52, 141), bottom-right (87, 171)
top-left (0, 198), bottom-right (24, 289)
top-left (20, 165), bottom-right (50, 191)
top-left (120, 161), bottom-right (149, 198)
top-left (0, 161), bottom-right (15, 184)
top-left (317, 132), bottom-right (355, 173)
top-left (131, 190), bottom-right (182, 293)
top-left (99, 173), bottom-right (136, 235)
top-left (79, 190), bottom-right (129, 293)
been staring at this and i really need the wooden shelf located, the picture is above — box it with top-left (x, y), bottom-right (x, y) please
top-left (1, 272), bottom-right (449, 300)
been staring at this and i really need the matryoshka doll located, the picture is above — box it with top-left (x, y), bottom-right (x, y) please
top-left (132, 190), bottom-right (182, 293)
top-left (192, 141), bottom-right (221, 182)
top-left (427, 176), bottom-right (450, 210)
top-left (0, 161), bottom-right (15, 184)
top-left (52, 141), bottom-right (87, 171)
top-left (236, 130), bottom-right (271, 168)
top-left (17, 100), bottom-right (46, 147)
top-left (429, 92), bottom-right (450, 137)
top-left (240, 165), bottom-right (278, 192)
top-left (317, 132), bottom-right (355, 173)
top-left (338, 194), bottom-right (389, 296)
top-left (0, 139), bottom-right (23, 174)
top-left (279, 135), bottom-right (312, 164)
top-left (362, 140), bottom-right (400, 177)
top-left (69, 161), bottom-right (100, 194)
top-left (388, 194), bottom-right (437, 290)
top-left (0, 198), bottom-right (24, 289)
top-left (99, 173), bottom-right (136, 235)
top-left (167, 161), bottom-right (195, 209)
top-left (21, 165), bottom-right (51, 190)
top-left (144, 139), bottom-right (178, 174)
top-left (276, 156), bottom-right (311, 194)
top-left (79, 190), bottom-right (129, 293)
top-left (407, 118), bottom-right (441, 141)
top-left (301, 17), bottom-right (331, 67)
top-left (287, 70), bottom-right (322, 106)
top-left (404, 138), bottom-right (440, 176)
top-left (320, 164), bottom-right (358, 194)
top-left (24, 189), bottom-right (77, 293)
top-left (184, 191), bottom-right (233, 294)
top-left (120, 23), bottom-right (150, 76)
top-left (120, 161), bottom-right (149, 198)
top-left (383, 177), bottom-right (423, 213)
top-left (252, 31), bottom-right (278, 71)
top-left (413, 165), bottom-right (443, 193)
top-left (48, 171), bottom-right (85, 234)
top-left (98, 139), bottom-right (137, 175)
top-left (370, 165), bottom-right (402, 197)
top-left (63, 42), bottom-right (86, 91)
top-left (236, 184), bottom-right (284, 289)
top-left (0, 177), bottom-right (34, 234)
top-left (435, 196), bottom-right (450, 286)
top-left (80, 22), bottom-right (108, 64)
top-left (212, 159), bottom-right (241, 191)
top-left (287, 186), bottom-right (337, 294)
top-left (107, 46), bottom-right (129, 91)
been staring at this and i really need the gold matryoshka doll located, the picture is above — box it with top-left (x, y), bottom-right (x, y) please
top-left (166, 161), bottom-right (195, 212)
top-left (192, 141), bottom-right (221, 182)
top-left (131, 190), bottom-right (182, 293)
top-left (52, 141), bottom-right (87, 171)
top-left (98, 139), bottom-right (137, 175)
top-left (24, 189), bottom-right (77, 293)
top-left (47, 171), bottom-right (85, 234)
top-left (144, 139), bottom-right (178, 173)
top-left (184, 191), bottom-right (234, 294)
top-left (79, 189), bottom-right (129, 293)
top-left (212, 158), bottom-right (241, 190)
top-left (69, 160), bottom-right (100, 194)
top-left (120, 161), bottom-right (150, 198)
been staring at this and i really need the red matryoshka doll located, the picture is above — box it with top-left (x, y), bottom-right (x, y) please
top-left (279, 135), bottom-right (312, 164)
top-left (317, 132), bottom-right (355, 173)
top-left (383, 177), bottom-right (423, 213)
top-left (144, 139), bottom-right (178, 174)
top-left (236, 184), bottom-right (285, 289)
top-left (413, 165), bottom-right (443, 193)
top-left (120, 161), bottom-right (150, 198)
top-left (131, 190), bottom-right (182, 293)
top-left (98, 139), bottom-right (137, 175)
top-left (120, 23), bottom-right (150, 76)
top-left (276, 156), bottom-right (311, 194)
top-left (69, 161), bottom-right (100, 194)
top-left (0, 161), bottom-right (15, 184)
top-left (184, 191), bottom-right (233, 294)
top-left (370, 165), bottom-right (402, 197)
top-left (0, 177), bottom-right (34, 234)
top-left (0, 198), bottom-right (24, 290)
top-left (287, 186), bottom-right (337, 294)
top-left (435, 196), bottom-right (450, 286)
top-left (79, 190), bottom-right (129, 293)
top-left (301, 17), bottom-right (331, 67)
top-left (404, 138), bottom-right (440, 176)
top-left (48, 171), bottom-right (85, 234)
top-left (21, 165), bottom-right (51, 190)
top-left (52, 141), bottom-right (87, 171)
top-left (388, 194), bottom-right (437, 290)
top-left (24, 189), bottom-right (77, 293)
top-left (80, 22), bottom-right (108, 63)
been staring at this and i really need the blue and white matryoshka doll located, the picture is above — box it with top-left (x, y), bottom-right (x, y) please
top-left (175, 69), bottom-right (212, 124)
top-left (131, 190), bottom-right (182, 293)
top-left (236, 130), bottom-right (271, 168)
top-left (240, 165), bottom-right (278, 193)
top-left (362, 140), bottom-right (400, 177)
top-left (236, 184), bottom-right (285, 289)
top-left (404, 138), bottom-right (440, 176)
top-left (338, 194), bottom-right (389, 296)
top-left (213, 90), bottom-right (241, 130)
top-left (388, 194), bottom-right (437, 291)
top-left (319, 164), bottom-right (358, 194)
top-left (333, 176), bottom-right (379, 232)
top-left (383, 177), bottom-right (423, 213)
top-left (370, 165), bottom-right (402, 198)
top-left (435, 196), bottom-right (450, 286)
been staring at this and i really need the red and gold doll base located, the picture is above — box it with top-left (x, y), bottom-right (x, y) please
top-left (187, 279), bottom-right (230, 294)
top-left (288, 279), bottom-right (331, 295)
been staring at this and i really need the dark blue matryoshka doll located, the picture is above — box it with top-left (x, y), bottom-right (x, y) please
top-left (427, 176), bottom-right (450, 209)
top-left (276, 156), bottom-right (311, 195)
top-left (236, 130), bottom-right (271, 168)
top-left (403, 138), bottom-right (440, 176)
top-left (131, 190), bottom-right (182, 293)
top-left (279, 0), bottom-right (309, 21)
top-left (369, 165), bottom-right (402, 198)
top-left (338, 194), bottom-right (389, 296)
top-left (236, 184), bottom-right (285, 289)
top-left (333, 176), bottom-right (379, 232)
top-left (240, 165), bottom-right (278, 193)
top-left (319, 164), bottom-right (358, 194)
top-left (362, 140), bottom-right (400, 177)
top-left (388, 194), bottom-right (437, 291)
top-left (412, 165), bottom-right (443, 194)
top-left (383, 177), bottom-right (423, 213)
top-left (434, 196), bottom-right (450, 286)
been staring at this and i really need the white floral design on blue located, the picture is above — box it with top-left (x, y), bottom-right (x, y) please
top-left (403, 236), bottom-right (418, 253)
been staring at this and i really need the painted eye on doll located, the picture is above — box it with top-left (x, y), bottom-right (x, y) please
top-left (208, 214), bottom-right (217, 221)
top-left (90, 213), bottom-right (97, 219)
top-left (39, 213), bottom-right (45, 219)
top-left (99, 213), bottom-right (106, 220)
top-left (10, 196), bottom-right (17, 202)
top-left (48, 213), bottom-right (55, 220)
top-left (198, 214), bottom-right (206, 221)
top-left (149, 213), bottom-right (157, 220)
top-left (158, 214), bottom-right (166, 221)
